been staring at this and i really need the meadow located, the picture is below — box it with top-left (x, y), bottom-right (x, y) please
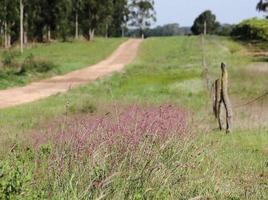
top-left (0, 36), bottom-right (267, 199)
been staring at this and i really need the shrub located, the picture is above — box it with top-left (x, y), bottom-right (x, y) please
top-left (21, 54), bottom-right (57, 73)
top-left (0, 147), bottom-right (45, 199)
top-left (1, 51), bottom-right (19, 67)
top-left (231, 18), bottom-right (268, 41)
top-left (68, 100), bottom-right (97, 114)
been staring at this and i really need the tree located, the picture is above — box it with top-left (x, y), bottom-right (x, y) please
top-left (20, 0), bottom-right (24, 53)
top-left (191, 10), bottom-right (220, 35)
top-left (72, 0), bottom-right (84, 39)
top-left (109, 0), bottom-right (129, 37)
top-left (129, 0), bottom-right (156, 39)
top-left (0, 0), bottom-right (131, 46)
top-left (98, 0), bottom-right (114, 38)
top-left (257, 0), bottom-right (268, 16)
top-left (81, 0), bottom-right (98, 40)
top-left (0, 0), bottom-right (19, 48)
top-left (55, 0), bottom-right (72, 41)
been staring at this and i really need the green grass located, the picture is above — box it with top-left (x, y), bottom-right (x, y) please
top-left (0, 38), bottom-right (125, 89)
top-left (0, 36), bottom-right (267, 199)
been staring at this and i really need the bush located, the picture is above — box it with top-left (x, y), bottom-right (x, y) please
top-left (1, 51), bottom-right (19, 67)
top-left (21, 54), bottom-right (57, 73)
top-left (231, 18), bottom-right (268, 41)
top-left (0, 147), bottom-right (45, 199)
top-left (68, 100), bottom-right (97, 114)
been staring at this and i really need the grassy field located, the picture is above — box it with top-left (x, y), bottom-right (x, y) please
top-left (0, 38), bottom-right (125, 89)
top-left (0, 36), bottom-right (267, 199)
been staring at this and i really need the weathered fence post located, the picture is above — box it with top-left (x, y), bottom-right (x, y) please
top-left (220, 63), bottom-right (233, 133)
top-left (212, 63), bottom-right (233, 133)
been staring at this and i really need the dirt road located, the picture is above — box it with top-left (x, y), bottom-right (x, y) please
top-left (0, 39), bottom-right (142, 109)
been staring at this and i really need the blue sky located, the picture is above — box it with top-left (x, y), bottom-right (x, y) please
top-left (154, 0), bottom-right (264, 27)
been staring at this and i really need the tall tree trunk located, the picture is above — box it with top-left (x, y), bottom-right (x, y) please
top-left (7, 33), bottom-right (11, 48)
top-left (75, 12), bottom-right (79, 39)
top-left (24, 13), bottom-right (28, 45)
top-left (105, 23), bottom-right (108, 38)
top-left (47, 26), bottom-right (51, 42)
top-left (24, 31), bottom-right (28, 45)
top-left (4, 22), bottom-right (8, 48)
top-left (89, 29), bottom-right (95, 41)
top-left (20, 0), bottom-right (24, 53)
top-left (140, 28), bottom-right (144, 39)
top-left (122, 26), bottom-right (125, 38)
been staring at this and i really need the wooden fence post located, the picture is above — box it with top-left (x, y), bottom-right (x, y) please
top-left (220, 63), bottom-right (233, 133)
top-left (212, 63), bottom-right (233, 133)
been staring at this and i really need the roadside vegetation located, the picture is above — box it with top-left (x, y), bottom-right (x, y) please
top-left (0, 38), bottom-right (124, 89)
top-left (0, 36), bottom-right (267, 199)
top-left (231, 18), bottom-right (268, 41)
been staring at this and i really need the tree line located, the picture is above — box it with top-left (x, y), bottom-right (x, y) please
top-left (190, 1), bottom-right (268, 36)
top-left (0, 0), bottom-right (156, 51)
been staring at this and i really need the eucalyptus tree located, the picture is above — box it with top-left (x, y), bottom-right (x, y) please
top-left (110, 0), bottom-right (129, 37)
top-left (0, 0), bottom-right (19, 48)
top-left (257, 0), bottom-right (268, 15)
top-left (55, 0), bottom-right (72, 41)
top-left (82, 0), bottom-right (97, 40)
top-left (72, 0), bottom-right (84, 39)
top-left (0, 0), bottom-right (132, 46)
top-left (102, 0), bottom-right (114, 38)
top-left (129, 0), bottom-right (156, 39)
top-left (82, 0), bottom-right (113, 40)
top-left (39, 0), bottom-right (58, 41)
top-left (20, 0), bottom-right (24, 52)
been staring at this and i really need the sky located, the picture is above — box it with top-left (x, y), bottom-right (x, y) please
top-left (154, 0), bottom-right (264, 27)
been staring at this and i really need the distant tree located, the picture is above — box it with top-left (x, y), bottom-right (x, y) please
top-left (55, 0), bottom-right (72, 41)
top-left (145, 23), bottom-right (182, 37)
top-left (72, 0), bottom-right (84, 39)
top-left (82, 0), bottom-right (113, 40)
top-left (191, 10), bottom-right (220, 35)
top-left (109, 0), bottom-right (129, 37)
top-left (20, 0), bottom-right (24, 53)
top-left (216, 24), bottom-right (234, 36)
top-left (129, 0), bottom-right (156, 39)
top-left (0, 0), bottom-right (131, 46)
top-left (257, 0), bottom-right (268, 17)
top-left (99, 0), bottom-right (114, 38)
top-left (0, 0), bottom-right (19, 48)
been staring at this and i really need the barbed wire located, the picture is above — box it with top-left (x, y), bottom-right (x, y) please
top-left (234, 91), bottom-right (268, 109)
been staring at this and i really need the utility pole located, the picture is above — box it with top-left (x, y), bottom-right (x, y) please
top-left (20, 0), bottom-right (24, 53)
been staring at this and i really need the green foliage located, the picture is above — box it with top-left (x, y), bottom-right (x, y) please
top-left (0, 0), bottom-right (130, 44)
top-left (257, 0), bottom-right (268, 14)
top-left (21, 54), bottom-right (57, 73)
top-left (231, 18), bottom-right (268, 41)
top-left (216, 24), bottom-right (234, 36)
top-left (129, 0), bottom-right (156, 37)
top-left (191, 10), bottom-right (220, 35)
top-left (68, 100), bottom-right (97, 114)
top-left (0, 147), bottom-right (45, 199)
top-left (1, 51), bottom-right (19, 67)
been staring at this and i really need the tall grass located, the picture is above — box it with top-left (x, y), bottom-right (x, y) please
top-left (0, 36), bottom-right (267, 199)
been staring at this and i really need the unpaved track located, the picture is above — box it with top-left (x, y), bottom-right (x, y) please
top-left (0, 39), bottom-right (142, 109)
